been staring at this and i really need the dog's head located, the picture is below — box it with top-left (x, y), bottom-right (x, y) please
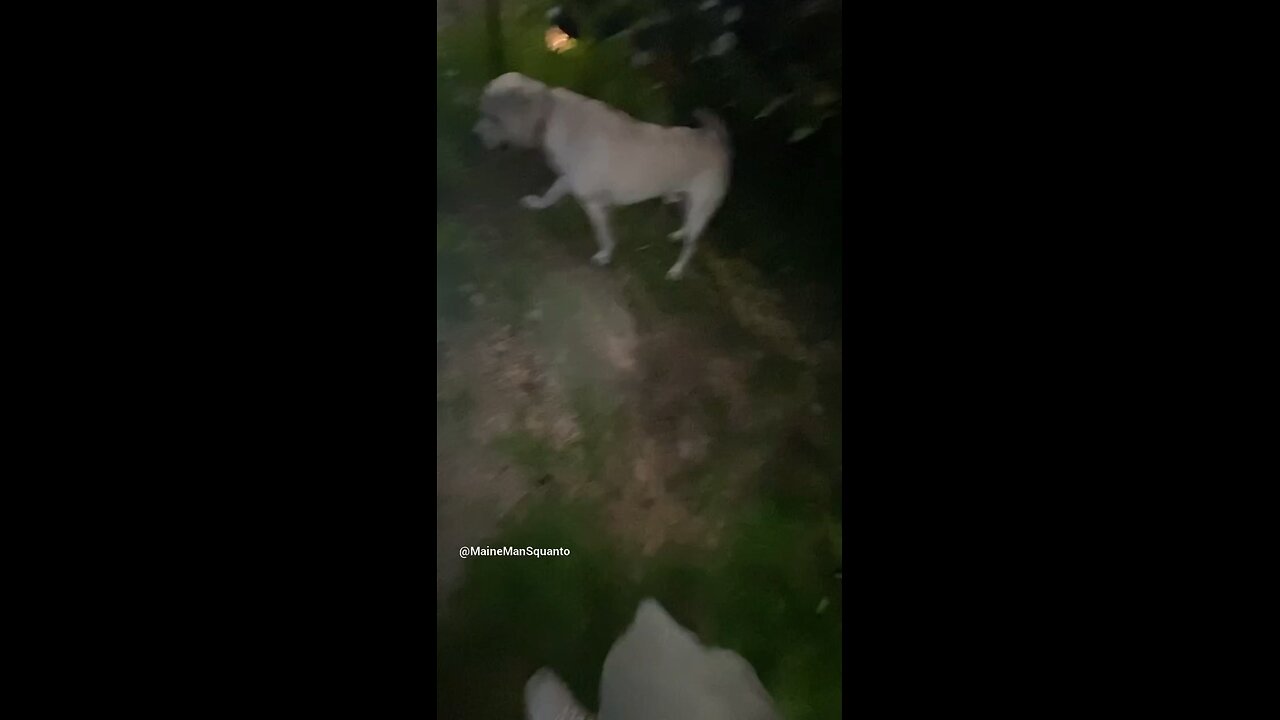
top-left (473, 72), bottom-right (552, 150)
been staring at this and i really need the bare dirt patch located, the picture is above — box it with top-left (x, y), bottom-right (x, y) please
top-left (436, 318), bottom-right (585, 609)
top-left (704, 250), bottom-right (814, 365)
top-left (473, 323), bottom-right (584, 450)
top-left (438, 159), bottom-right (839, 605)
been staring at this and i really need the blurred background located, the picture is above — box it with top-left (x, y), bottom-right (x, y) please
top-left (437, 1), bottom-right (842, 717)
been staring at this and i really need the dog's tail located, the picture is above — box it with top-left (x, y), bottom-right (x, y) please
top-left (694, 108), bottom-right (732, 157)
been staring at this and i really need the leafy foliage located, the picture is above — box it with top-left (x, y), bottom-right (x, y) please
top-left (557, 0), bottom-right (842, 151)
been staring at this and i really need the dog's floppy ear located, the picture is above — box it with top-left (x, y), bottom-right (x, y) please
top-left (523, 85), bottom-right (552, 141)
top-left (484, 83), bottom-right (551, 148)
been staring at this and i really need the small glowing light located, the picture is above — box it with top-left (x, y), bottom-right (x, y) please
top-left (545, 26), bottom-right (577, 53)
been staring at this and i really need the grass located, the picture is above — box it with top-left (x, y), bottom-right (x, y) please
top-left (492, 431), bottom-right (560, 480)
top-left (751, 351), bottom-right (809, 394)
top-left (437, 493), bottom-right (842, 719)
top-left (437, 4), bottom-right (842, 718)
top-left (693, 502), bottom-right (842, 719)
top-left (439, 388), bottom-right (475, 424)
top-left (437, 498), bottom-right (635, 718)
top-left (436, 217), bottom-right (477, 322)
top-left (567, 385), bottom-right (626, 483)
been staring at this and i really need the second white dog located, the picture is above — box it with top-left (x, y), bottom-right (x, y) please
top-left (473, 72), bottom-right (732, 280)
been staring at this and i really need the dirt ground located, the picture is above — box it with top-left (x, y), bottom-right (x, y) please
top-left (436, 145), bottom-right (842, 612)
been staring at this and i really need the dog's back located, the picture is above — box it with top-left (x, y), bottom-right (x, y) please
top-left (543, 88), bottom-right (730, 205)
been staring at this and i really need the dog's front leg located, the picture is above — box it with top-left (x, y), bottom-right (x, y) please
top-left (582, 201), bottom-right (616, 266)
top-left (520, 176), bottom-right (570, 210)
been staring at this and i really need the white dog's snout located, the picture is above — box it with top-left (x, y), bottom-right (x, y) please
top-left (473, 118), bottom-right (503, 149)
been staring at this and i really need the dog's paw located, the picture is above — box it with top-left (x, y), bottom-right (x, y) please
top-left (519, 195), bottom-right (543, 210)
top-left (665, 265), bottom-right (685, 280)
top-left (591, 251), bottom-right (613, 267)
top-left (668, 229), bottom-right (684, 242)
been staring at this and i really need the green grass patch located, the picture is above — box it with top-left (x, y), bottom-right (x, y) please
top-left (437, 217), bottom-right (477, 322)
top-left (633, 500), bottom-right (843, 720)
top-left (750, 352), bottom-right (807, 394)
top-left (753, 429), bottom-right (841, 521)
top-left (439, 389), bottom-right (475, 425)
top-left (691, 502), bottom-right (843, 720)
top-left (492, 431), bottom-right (559, 480)
top-left (438, 491), bottom-right (842, 720)
top-left (437, 209), bottom-right (545, 326)
top-left (437, 496), bottom-right (638, 718)
top-left (568, 385), bottom-right (626, 483)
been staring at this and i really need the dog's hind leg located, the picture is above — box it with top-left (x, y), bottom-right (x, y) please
top-left (666, 192), bottom-right (719, 280)
top-left (520, 176), bottom-right (570, 210)
top-left (582, 201), bottom-right (617, 266)
top-left (666, 194), bottom-right (686, 241)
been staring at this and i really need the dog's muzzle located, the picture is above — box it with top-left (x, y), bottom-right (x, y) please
top-left (473, 119), bottom-right (506, 150)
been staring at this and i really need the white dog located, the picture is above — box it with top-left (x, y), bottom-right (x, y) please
top-left (473, 72), bottom-right (732, 280)
top-left (524, 598), bottom-right (779, 720)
